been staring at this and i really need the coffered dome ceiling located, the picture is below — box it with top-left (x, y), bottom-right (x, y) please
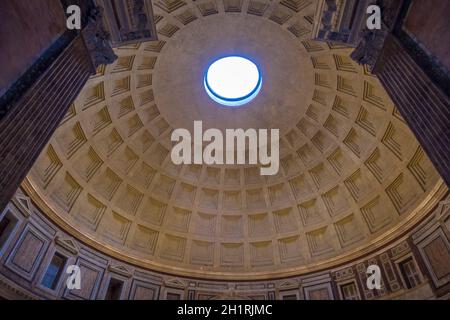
top-left (25, 0), bottom-right (444, 280)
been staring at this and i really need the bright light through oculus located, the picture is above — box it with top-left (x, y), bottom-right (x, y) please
top-left (204, 56), bottom-right (262, 107)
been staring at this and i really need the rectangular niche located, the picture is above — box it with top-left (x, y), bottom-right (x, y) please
top-left (250, 241), bottom-right (274, 267)
top-left (321, 186), bottom-right (350, 217)
top-left (174, 183), bottom-right (196, 206)
top-left (278, 236), bottom-right (304, 263)
top-left (248, 213), bottom-right (271, 237)
top-left (306, 227), bottom-right (333, 257)
top-left (131, 225), bottom-right (159, 255)
top-left (193, 212), bottom-right (216, 236)
top-left (298, 198), bottom-right (323, 227)
top-left (223, 191), bottom-right (242, 211)
top-left (151, 175), bottom-right (175, 199)
top-left (334, 214), bottom-right (364, 248)
top-left (198, 188), bottom-right (219, 211)
top-left (159, 234), bottom-right (186, 262)
top-left (190, 240), bottom-right (214, 266)
top-left (224, 168), bottom-right (241, 186)
top-left (221, 215), bottom-right (243, 238)
top-left (72, 194), bottom-right (106, 230)
top-left (246, 188), bottom-right (266, 210)
top-left (165, 207), bottom-right (191, 232)
top-left (360, 196), bottom-right (393, 233)
top-left (220, 243), bottom-right (244, 267)
top-left (273, 208), bottom-right (298, 234)
top-left (139, 197), bottom-right (167, 226)
top-left (268, 183), bottom-right (291, 207)
top-left (289, 174), bottom-right (314, 200)
top-left (100, 212), bottom-right (131, 244)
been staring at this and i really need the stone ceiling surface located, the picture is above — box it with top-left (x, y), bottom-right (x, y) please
top-left (25, 0), bottom-right (444, 280)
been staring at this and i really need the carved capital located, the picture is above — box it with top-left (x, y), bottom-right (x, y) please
top-left (350, 28), bottom-right (389, 72)
top-left (81, 6), bottom-right (117, 69)
top-left (347, 0), bottom-right (403, 72)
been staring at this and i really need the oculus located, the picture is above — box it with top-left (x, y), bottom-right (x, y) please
top-left (204, 56), bottom-right (262, 107)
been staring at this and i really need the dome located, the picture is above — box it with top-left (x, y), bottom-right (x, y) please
top-left (24, 0), bottom-right (442, 281)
